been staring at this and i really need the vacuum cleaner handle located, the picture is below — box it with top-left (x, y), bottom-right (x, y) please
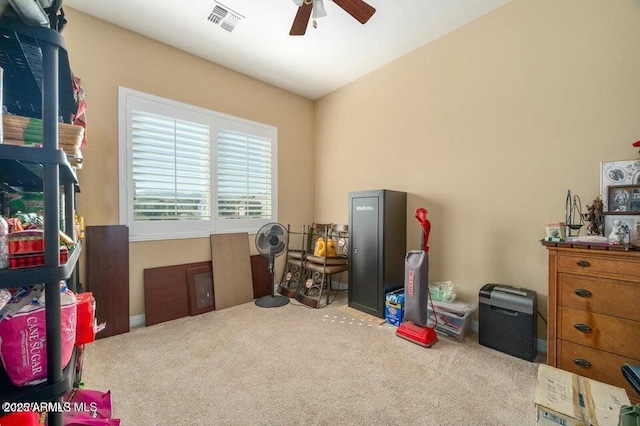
top-left (414, 208), bottom-right (431, 253)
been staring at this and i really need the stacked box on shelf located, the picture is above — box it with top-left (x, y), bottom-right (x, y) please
top-left (2, 115), bottom-right (84, 168)
top-left (7, 229), bottom-right (69, 269)
top-left (8, 247), bottom-right (68, 269)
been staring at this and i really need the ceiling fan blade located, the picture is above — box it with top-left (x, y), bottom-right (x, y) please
top-left (290, 1), bottom-right (313, 36)
top-left (332, 0), bottom-right (376, 24)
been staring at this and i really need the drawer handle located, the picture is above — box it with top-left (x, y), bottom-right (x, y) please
top-left (573, 288), bottom-right (592, 298)
top-left (576, 260), bottom-right (591, 267)
top-left (574, 323), bottom-right (592, 333)
top-left (573, 358), bottom-right (591, 368)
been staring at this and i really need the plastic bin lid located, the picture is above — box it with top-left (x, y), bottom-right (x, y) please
top-left (431, 300), bottom-right (477, 315)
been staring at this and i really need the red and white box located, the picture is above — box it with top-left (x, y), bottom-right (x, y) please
top-left (8, 230), bottom-right (44, 255)
top-left (8, 246), bottom-right (69, 269)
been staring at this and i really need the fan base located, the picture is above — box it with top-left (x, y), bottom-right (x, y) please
top-left (255, 295), bottom-right (290, 308)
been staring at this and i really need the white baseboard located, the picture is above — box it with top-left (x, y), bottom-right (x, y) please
top-left (471, 320), bottom-right (547, 354)
top-left (130, 314), bottom-right (146, 329)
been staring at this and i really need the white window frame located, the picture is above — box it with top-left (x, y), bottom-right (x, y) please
top-left (118, 87), bottom-right (278, 241)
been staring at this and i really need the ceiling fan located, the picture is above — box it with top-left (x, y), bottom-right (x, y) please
top-left (290, 0), bottom-right (376, 36)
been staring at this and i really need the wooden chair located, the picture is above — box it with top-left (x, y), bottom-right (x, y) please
top-left (296, 224), bottom-right (349, 308)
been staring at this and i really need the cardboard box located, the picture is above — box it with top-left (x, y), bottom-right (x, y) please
top-left (385, 289), bottom-right (404, 326)
top-left (535, 364), bottom-right (630, 426)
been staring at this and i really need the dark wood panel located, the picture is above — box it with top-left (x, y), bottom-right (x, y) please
top-left (251, 255), bottom-right (271, 298)
top-left (86, 225), bottom-right (130, 338)
top-left (143, 261), bottom-right (209, 326)
top-left (144, 257), bottom-right (267, 326)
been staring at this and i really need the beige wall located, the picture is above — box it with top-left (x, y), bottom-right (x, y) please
top-left (63, 9), bottom-right (315, 317)
top-left (315, 0), bottom-right (640, 336)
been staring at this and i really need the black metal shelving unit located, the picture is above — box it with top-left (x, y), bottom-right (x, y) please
top-left (0, 4), bottom-right (80, 425)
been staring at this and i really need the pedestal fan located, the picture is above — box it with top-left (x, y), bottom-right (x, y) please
top-left (255, 222), bottom-right (290, 308)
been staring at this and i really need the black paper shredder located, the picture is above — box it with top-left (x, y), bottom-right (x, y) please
top-left (479, 284), bottom-right (537, 361)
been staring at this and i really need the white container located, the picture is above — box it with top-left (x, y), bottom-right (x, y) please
top-left (426, 305), bottom-right (472, 342)
top-left (0, 216), bottom-right (9, 269)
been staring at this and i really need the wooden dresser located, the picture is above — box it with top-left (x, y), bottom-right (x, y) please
top-left (546, 246), bottom-right (640, 403)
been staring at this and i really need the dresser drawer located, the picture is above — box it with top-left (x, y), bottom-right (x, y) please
top-left (558, 307), bottom-right (640, 359)
top-left (559, 274), bottom-right (640, 321)
top-left (558, 340), bottom-right (640, 401)
top-left (557, 252), bottom-right (640, 279)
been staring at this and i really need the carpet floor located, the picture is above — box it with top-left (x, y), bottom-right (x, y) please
top-left (82, 292), bottom-right (542, 425)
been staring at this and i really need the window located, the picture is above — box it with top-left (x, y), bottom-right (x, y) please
top-left (119, 88), bottom-right (277, 241)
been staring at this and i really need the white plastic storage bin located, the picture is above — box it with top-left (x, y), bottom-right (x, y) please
top-left (426, 305), bottom-right (472, 342)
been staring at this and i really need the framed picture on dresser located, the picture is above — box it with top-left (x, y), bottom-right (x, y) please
top-left (607, 185), bottom-right (640, 213)
top-left (600, 159), bottom-right (640, 211)
top-left (603, 214), bottom-right (640, 245)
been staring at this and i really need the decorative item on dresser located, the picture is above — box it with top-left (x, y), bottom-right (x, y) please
top-left (544, 246), bottom-right (640, 403)
top-left (564, 190), bottom-right (584, 237)
top-left (582, 196), bottom-right (604, 236)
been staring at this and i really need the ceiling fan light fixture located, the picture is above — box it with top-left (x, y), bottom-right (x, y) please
top-left (312, 0), bottom-right (327, 19)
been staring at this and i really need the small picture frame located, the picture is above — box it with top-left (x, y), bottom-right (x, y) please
top-left (603, 214), bottom-right (640, 245)
top-left (607, 185), bottom-right (640, 214)
top-left (545, 222), bottom-right (566, 241)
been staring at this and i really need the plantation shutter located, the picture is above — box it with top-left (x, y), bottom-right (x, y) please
top-left (131, 110), bottom-right (211, 221)
top-left (216, 127), bottom-right (272, 220)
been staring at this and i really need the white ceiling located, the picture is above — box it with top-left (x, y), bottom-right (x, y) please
top-left (63, 0), bottom-right (513, 100)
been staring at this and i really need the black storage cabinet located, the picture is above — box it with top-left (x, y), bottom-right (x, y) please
top-left (348, 190), bottom-right (406, 318)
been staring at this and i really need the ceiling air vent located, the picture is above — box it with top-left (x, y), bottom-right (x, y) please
top-left (206, 1), bottom-right (244, 33)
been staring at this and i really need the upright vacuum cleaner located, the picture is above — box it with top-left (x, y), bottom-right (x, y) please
top-left (396, 208), bottom-right (438, 347)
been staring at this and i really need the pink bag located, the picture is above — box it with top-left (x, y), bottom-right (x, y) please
top-left (63, 388), bottom-right (120, 426)
top-left (63, 388), bottom-right (113, 419)
top-left (0, 283), bottom-right (76, 386)
top-left (64, 420), bottom-right (120, 426)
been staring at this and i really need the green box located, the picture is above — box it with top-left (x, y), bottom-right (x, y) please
top-left (4, 192), bottom-right (44, 216)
